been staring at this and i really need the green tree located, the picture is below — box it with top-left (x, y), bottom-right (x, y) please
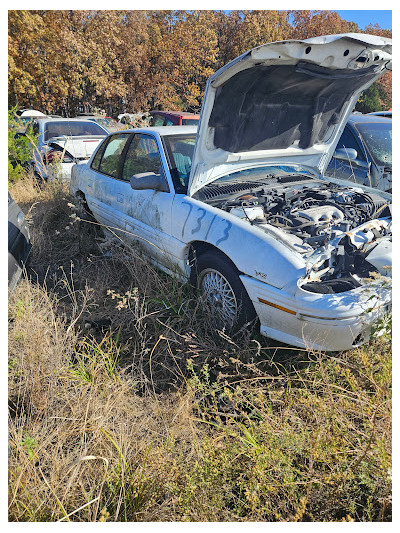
top-left (8, 107), bottom-right (38, 184)
top-left (355, 83), bottom-right (383, 114)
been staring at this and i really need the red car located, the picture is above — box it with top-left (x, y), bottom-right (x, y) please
top-left (149, 110), bottom-right (199, 126)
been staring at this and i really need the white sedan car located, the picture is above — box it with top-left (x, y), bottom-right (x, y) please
top-left (71, 33), bottom-right (392, 351)
top-left (29, 118), bottom-right (108, 181)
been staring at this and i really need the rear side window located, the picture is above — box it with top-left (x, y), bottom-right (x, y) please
top-left (43, 121), bottom-right (106, 140)
top-left (91, 140), bottom-right (107, 171)
top-left (98, 133), bottom-right (131, 177)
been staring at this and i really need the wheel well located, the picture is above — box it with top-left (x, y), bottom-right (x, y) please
top-left (74, 190), bottom-right (85, 200)
top-left (74, 190), bottom-right (89, 206)
top-left (73, 190), bottom-right (94, 218)
top-left (188, 241), bottom-right (240, 274)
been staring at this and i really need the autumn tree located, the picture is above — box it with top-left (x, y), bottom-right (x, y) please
top-left (8, 10), bottom-right (66, 111)
top-left (364, 23), bottom-right (392, 110)
top-left (8, 10), bottom-right (392, 116)
top-left (290, 10), bottom-right (358, 39)
top-left (144, 10), bottom-right (219, 111)
top-left (214, 10), bottom-right (291, 66)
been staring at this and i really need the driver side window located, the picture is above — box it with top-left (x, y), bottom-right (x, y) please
top-left (122, 134), bottom-right (162, 181)
top-left (337, 127), bottom-right (365, 161)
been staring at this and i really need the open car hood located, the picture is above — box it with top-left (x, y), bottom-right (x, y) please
top-left (188, 33), bottom-right (392, 196)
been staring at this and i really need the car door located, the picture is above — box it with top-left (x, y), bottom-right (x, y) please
top-left (119, 132), bottom-right (177, 268)
top-left (84, 132), bottom-right (132, 234)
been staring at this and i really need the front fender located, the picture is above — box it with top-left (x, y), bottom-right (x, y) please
top-left (173, 196), bottom-right (306, 289)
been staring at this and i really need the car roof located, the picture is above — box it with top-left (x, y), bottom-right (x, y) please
top-left (150, 110), bottom-right (199, 118)
top-left (37, 117), bottom-right (109, 128)
top-left (119, 125), bottom-right (198, 136)
top-left (38, 117), bottom-right (99, 123)
top-left (368, 110), bottom-right (392, 115)
top-left (347, 113), bottom-right (392, 124)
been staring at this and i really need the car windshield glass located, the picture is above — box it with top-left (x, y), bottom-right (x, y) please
top-left (354, 121), bottom-right (392, 167)
top-left (163, 134), bottom-right (196, 191)
top-left (182, 118), bottom-right (199, 125)
top-left (44, 121), bottom-right (106, 140)
top-left (92, 117), bottom-right (115, 128)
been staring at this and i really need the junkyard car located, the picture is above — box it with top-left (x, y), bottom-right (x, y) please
top-left (368, 110), bottom-right (392, 118)
top-left (325, 114), bottom-right (392, 192)
top-left (75, 114), bottom-right (120, 133)
top-left (8, 193), bottom-right (32, 291)
top-left (149, 110), bottom-right (200, 126)
top-left (71, 33), bottom-right (392, 351)
top-left (12, 109), bottom-right (47, 131)
top-left (28, 118), bottom-right (108, 181)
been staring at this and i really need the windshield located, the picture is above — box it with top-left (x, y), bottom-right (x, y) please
top-left (354, 121), bottom-right (392, 167)
top-left (44, 121), bottom-right (107, 140)
top-left (182, 118), bottom-right (199, 125)
top-left (163, 134), bottom-right (196, 192)
top-left (91, 117), bottom-right (116, 129)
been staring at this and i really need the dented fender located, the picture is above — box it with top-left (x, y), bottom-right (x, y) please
top-left (172, 195), bottom-right (306, 288)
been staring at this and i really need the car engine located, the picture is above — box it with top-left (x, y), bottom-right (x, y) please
top-left (197, 178), bottom-right (392, 293)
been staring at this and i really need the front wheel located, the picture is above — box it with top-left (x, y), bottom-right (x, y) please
top-left (192, 251), bottom-right (257, 333)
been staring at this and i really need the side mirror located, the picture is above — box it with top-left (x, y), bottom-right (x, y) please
top-left (130, 172), bottom-right (169, 192)
top-left (333, 147), bottom-right (358, 162)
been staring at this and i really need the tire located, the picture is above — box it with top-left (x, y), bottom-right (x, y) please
top-left (192, 250), bottom-right (257, 333)
top-left (75, 192), bottom-right (94, 222)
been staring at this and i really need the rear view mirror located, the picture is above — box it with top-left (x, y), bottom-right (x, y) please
top-left (130, 172), bottom-right (169, 192)
top-left (333, 147), bottom-right (358, 161)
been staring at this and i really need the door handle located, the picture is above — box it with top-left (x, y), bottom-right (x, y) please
top-left (117, 193), bottom-right (124, 203)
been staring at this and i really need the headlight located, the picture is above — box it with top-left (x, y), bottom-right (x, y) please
top-left (16, 212), bottom-right (25, 227)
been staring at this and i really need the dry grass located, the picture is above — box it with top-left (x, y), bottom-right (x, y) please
top-left (8, 174), bottom-right (392, 522)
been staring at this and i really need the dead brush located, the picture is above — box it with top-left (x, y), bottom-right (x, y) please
top-left (8, 277), bottom-right (202, 522)
top-left (8, 177), bottom-right (392, 521)
top-left (9, 173), bottom-right (79, 275)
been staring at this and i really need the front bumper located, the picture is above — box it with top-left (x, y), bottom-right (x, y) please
top-left (241, 274), bottom-right (391, 351)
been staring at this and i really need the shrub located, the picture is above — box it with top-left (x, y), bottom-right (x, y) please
top-left (8, 107), bottom-right (38, 184)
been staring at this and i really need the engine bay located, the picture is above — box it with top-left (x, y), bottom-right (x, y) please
top-left (196, 176), bottom-right (392, 293)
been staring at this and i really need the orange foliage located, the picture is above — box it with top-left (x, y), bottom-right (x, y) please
top-left (8, 10), bottom-right (392, 115)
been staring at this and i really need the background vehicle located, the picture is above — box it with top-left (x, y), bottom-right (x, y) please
top-left (8, 193), bottom-right (31, 291)
top-left (149, 110), bottom-right (200, 126)
top-left (27, 118), bottom-right (108, 181)
top-left (326, 114), bottom-right (392, 192)
top-left (368, 110), bottom-right (392, 118)
top-left (12, 109), bottom-right (47, 131)
top-left (75, 114), bottom-right (119, 132)
top-left (16, 108), bottom-right (46, 119)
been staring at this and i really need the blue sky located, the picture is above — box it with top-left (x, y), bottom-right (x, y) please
top-left (334, 10), bottom-right (392, 29)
